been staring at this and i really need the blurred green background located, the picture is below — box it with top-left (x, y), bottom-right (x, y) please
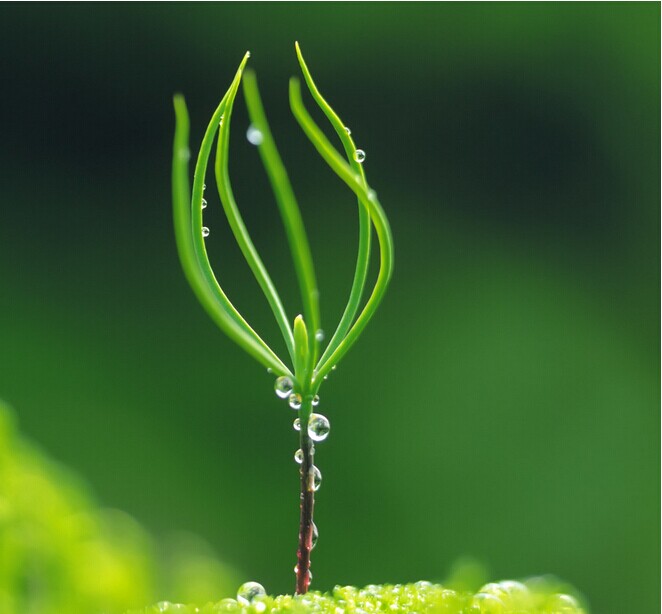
top-left (0, 3), bottom-right (659, 614)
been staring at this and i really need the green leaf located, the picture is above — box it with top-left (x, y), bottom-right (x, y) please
top-left (242, 70), bottom-right (320, 374)
top-left (294, 43), bottom-right (373, 372)
top-left (288, 78), bottom-right (394, 383)
top-left (172, 54), bottom-right (291, 377)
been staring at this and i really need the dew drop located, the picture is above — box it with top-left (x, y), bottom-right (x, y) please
top-left (246, 124), bottom-right (264, 146)
top-left (471, 593), bottom-right (504, 614)
top-left (201, 227), bottom-right (210, 238)
top-left (368, 189), bottom-right (377, 201)
top-left (293, 418), bottom-right (301, 431)
top-left (312, 395), bottom-right (320, 407)
top-left (289, 393), bottom-right (302, 410)
top-left (201, 198), bottom-right (208, 209)
top-left (246, 51), bottom-right (251, 58)
top-left (237, 582), bottom-right (266, 605)
top-left (547, 594), bottom-right (580, 613)
top-left (308, 413), bottom-right (330, 442)
top-left (294, 449), bottom-right (304, 464)
top-left (311, 522), bottom-right (319, 549)
top-left (274, 376), bottom-right (293, 399)
top-left (312, 465), bottom-right (322, 491)
top-left (315, 329), bottom-right (325, 342)
top-left (344, 126), bottom-right (351, 135)
top-left (203, 183), bottom-right (206, 191)
top-left (293, 566), bottom-right (312, 582)
top-left (353, 149), bottom-right (366, 163)
top-left (266, 368), bottom-right (273, 374)
top-left (219, 114), bottom-right (224, 126)
top-left (215, 598), bottom-right (238, 612)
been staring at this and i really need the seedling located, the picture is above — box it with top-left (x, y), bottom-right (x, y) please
top-left (172, 43), bottom-right (393, 595)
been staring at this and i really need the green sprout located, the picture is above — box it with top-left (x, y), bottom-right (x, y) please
top-left (171, 43), bottom-right (394, 595)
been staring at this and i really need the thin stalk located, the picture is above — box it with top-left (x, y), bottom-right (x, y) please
top-left (296, 393), bottom-right (315, 595)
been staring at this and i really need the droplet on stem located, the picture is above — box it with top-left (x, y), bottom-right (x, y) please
top-left (294, 449), bottom-right (304, 464)
top-left (201, 198), bottom-right (208, 209)
top-left (308, 413), bottom-right (330, 442)
top-left (201, 227), bottom-right (210, 238)
top-left (312, 395), bottom-right (320, 407)
top-left (274, 376), bottom-right (293, 399)
top-left (289, 393), bottom-right (302, 410)
top-left (354, 149), bottom-right (366, 163)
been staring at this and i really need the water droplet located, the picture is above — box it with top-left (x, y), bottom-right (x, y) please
top-left (246, 51), bottom-right (251, 58)
top-left (246, 124), bottom-right (263, 146)
top-left (471, 593), bottom-right (504, 614)
top-left (344, 126), bottom-right (351, 135)
top-left (203, 183), bottom-right (206, 191)
top-left (201, 198), bottom-right (208, 209)
top-left (311, 522), bottom-right (318, 549)
top-left (289, 393), bottom-right (302, 410)
top-left (353, 149), bottom-right (366, 163)
top-left (294, 449), bottom-right (304, 464)
top-left (294, 566), bottom-right (312, 582)
top-left (274, 376), bottom-right (293, 399)
top-left (323, 375), bottom-right (328, 381)
top-left (312, 465), bottom-right (322, 491)
top-left (293, 418), bottom-right (301, 431)
top-left (237, 582), bottom-right (266, 605)
top-left (266, 368), bottom-right (273, 374)
top-left (547, 594), bottom-right (580, 612)
top-left (308, 413), bottom-right (330, 442)
top-left (332, 365), bottom-right (337, 371)
top-left (214, 598), bottom-right (238, 612)
top-left (312, 395), bottom-right (320, 407)
top-left (315, 329), bottom-right (325, 342)
top-left (202, 227), bottom-right (210, 238)
top-left (368, 189), bottom-right (377, 201)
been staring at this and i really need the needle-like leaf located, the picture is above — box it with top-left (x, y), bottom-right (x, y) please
top-left (288, 78), bottom-right (394, 384)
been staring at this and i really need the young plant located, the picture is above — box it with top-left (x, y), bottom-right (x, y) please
top-left (171, 43), bottom-right (394, 595)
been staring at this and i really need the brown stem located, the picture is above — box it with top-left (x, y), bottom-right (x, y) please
top-left (295, 397), bottom-right (315, 594)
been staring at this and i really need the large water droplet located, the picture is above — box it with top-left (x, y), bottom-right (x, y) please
top-left (354, 149), bottom-right (366, 163)
top-left (312, 465), bottom-right (322, 491)
top-left (274, 376), bottom-right (293, 399)
top-left (311, 522), bottom-right (319, 549)
top-left (294, 449), bottom-right (304, 464)
top-left (471, 593), bottom-right (504, 614)
top-left (312, 395), bottom-right (320, 407)
top-left (315, 329), bottom-right (324, 342)
top-left (308, 413), bottom-right (330, 442)
top-left (344, 126), bottom-right (351, 135)
top-left (201, 198), bottom-right (208, 209)
top-left (289, 393), bottom-right (302, 410)
top-left (237, 582), bottom-right (266, 605)
top-left (293, 418), bottom-right (301, 431)
top-left (201, 227), bottom-right (210, 238)
top-left (246, 125), bottom-right (264, 146)
top-left (547, 594), bottom-right (580, 613)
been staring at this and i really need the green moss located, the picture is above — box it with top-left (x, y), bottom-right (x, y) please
top-left (0, 400), bottom-right (238, 613)
top-left (132, 580), bottom-right (587, 614)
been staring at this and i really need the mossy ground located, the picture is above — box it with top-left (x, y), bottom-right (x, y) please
top-left (133, 580), bottom-right (587, 614)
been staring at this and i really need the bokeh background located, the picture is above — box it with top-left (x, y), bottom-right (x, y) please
top-left (0, 3), bottom-right (659, 614)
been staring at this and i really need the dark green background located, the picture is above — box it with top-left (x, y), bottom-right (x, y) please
top-left (0, 4), bottom-right (659, 613)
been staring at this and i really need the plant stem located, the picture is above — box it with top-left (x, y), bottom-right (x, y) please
top-left (296, 394), bottom-right (315, 595)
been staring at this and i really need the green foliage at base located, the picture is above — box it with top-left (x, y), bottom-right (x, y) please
top-left (0, 400), bottom-right (238, 614)
top-left (132, 580), bottom-right (587, 614)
